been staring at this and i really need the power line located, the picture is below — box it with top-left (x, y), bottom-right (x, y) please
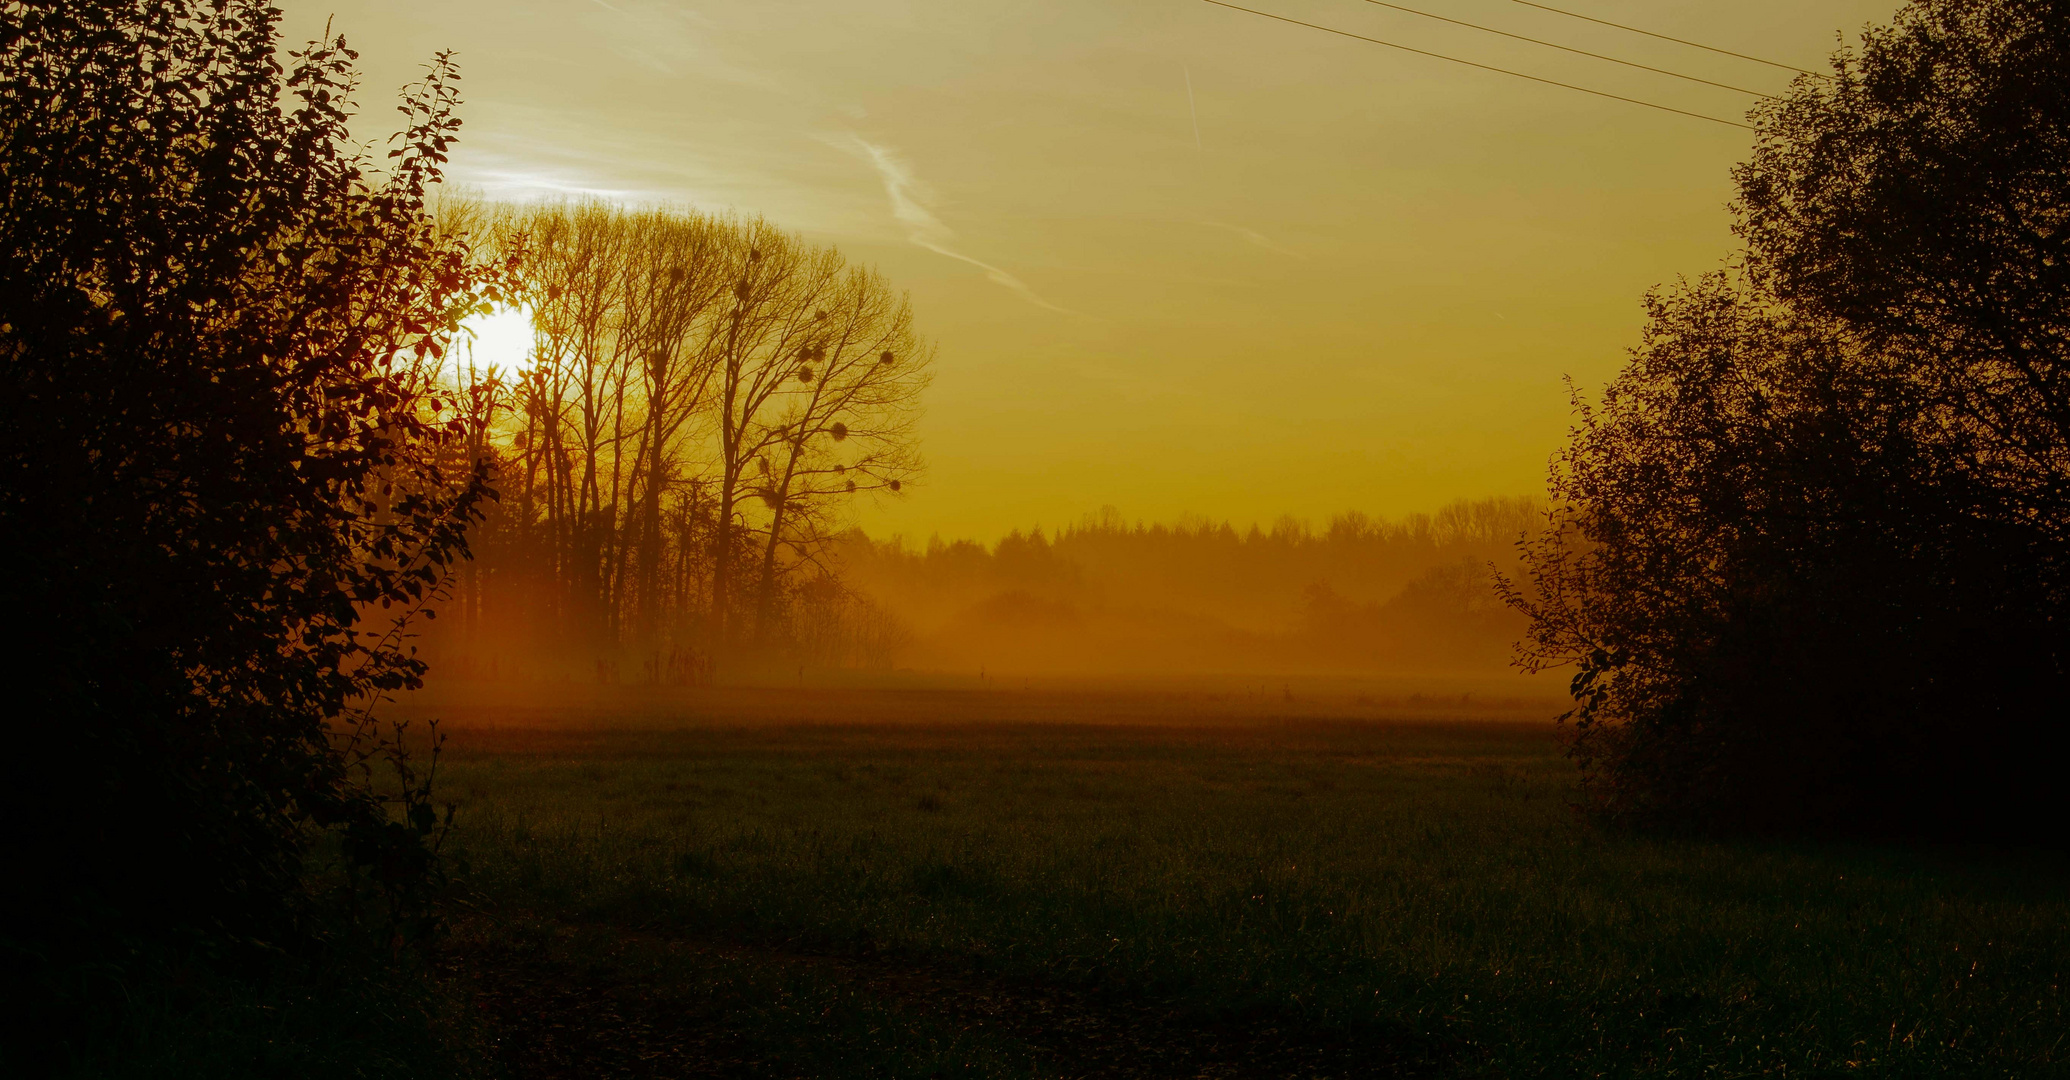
top-left (1351, 0), bottom-right (1774, 97)
top-left (1502, 0), bottom-right (1826, 78)
top-left (1195, 0), bottom-right (1755, 129)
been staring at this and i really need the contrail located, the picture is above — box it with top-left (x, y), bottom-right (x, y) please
top-left (843, 135), bottom-right (1071, 314)
top-left (1185, 67), bottom-right (1202, 151)
top-left (1199, 221), bottom-right (1303, 258)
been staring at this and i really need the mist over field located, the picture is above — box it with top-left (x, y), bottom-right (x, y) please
top-left (13, 1), bottom-right (2070, 1077)
top-left (842, 499), bottom-right (1536, 677)
top-left (417, 497), bottom-right (1541, 683)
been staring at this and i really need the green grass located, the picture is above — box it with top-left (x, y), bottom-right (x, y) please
top-left (432, 692), bottom-right (2070, 1078)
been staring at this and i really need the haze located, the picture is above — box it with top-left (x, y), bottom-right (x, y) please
top-left (281, 0), bottom-right (1891, 542)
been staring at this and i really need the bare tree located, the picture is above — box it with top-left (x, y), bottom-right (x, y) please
top-left (704, 227), bottom-right (842, 649)
top-left (438, 202), bottom-right (934, 673)
top-left (615, 208), bottom-right (730, 642)
top-left (750, 265), bottom-right (933, 639)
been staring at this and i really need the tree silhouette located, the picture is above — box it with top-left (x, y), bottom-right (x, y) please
top-left (1511, 0), bottom-right (2070, 835)
top-left (438, 202), bottom-right (932, 675)
top-left (0, 0), bottom-right (494, 1001)
top-left (747, 265), bottom-right (930, 642)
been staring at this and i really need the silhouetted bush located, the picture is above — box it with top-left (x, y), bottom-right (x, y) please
top-left (1512, 0), bottom-right (2070, 837)
top-left (0, 0), bottom-right (492, 1061)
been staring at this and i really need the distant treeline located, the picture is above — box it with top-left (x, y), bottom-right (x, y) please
top-left (835, 497), bottom-right (1538, 675)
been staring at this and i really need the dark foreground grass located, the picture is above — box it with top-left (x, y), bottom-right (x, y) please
top-left (428, 692), bottom-right (2070, 1079)
top-left (33, 932), bottom-right (476, 1080)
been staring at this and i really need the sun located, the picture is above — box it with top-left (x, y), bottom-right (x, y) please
top-left (454, 303), bottom-right (535, 376)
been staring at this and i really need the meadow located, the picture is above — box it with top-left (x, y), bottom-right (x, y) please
top-left (420, 684), bottom-right (2069, 1079)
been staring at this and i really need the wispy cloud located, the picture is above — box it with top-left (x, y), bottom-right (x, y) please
top-left (1199, 220), bottom-right (1304, 259)
top-left (457, 104), bottom-right (818, 213)
top-left (576, 0), bottom-right (788, 95)
top-left (466, 166), bottom-right (648, 202)
top-left (839, 135), bottom-right (1069, 314)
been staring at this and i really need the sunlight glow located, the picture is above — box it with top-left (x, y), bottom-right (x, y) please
top-left (455, 303), bottom-right (535, 376)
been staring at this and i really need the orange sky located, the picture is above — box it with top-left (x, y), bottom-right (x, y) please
top-left (284, 0), bottom-right (1895, 542)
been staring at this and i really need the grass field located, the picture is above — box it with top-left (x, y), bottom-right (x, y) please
top-left (414, 684), bottom-right (2068, 1079)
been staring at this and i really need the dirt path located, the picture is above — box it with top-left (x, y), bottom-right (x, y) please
top-left (440, 920), bottom-right (1444, 1079)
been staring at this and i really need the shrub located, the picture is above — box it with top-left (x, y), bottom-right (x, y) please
top-left (1511, 0), bottom-right (2070, 837)
top-left (0, 0), bottom-right (493, 1058)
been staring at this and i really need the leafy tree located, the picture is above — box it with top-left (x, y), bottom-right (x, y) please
top-left (1739, 0), bottom-right (2070, 543)
top-left (1512, 0), bottom-right (2070, 834)
top-left (0, 0), bottom-right (491, 1008)
top-left (1509, 278), bottom-right (2040, 830)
